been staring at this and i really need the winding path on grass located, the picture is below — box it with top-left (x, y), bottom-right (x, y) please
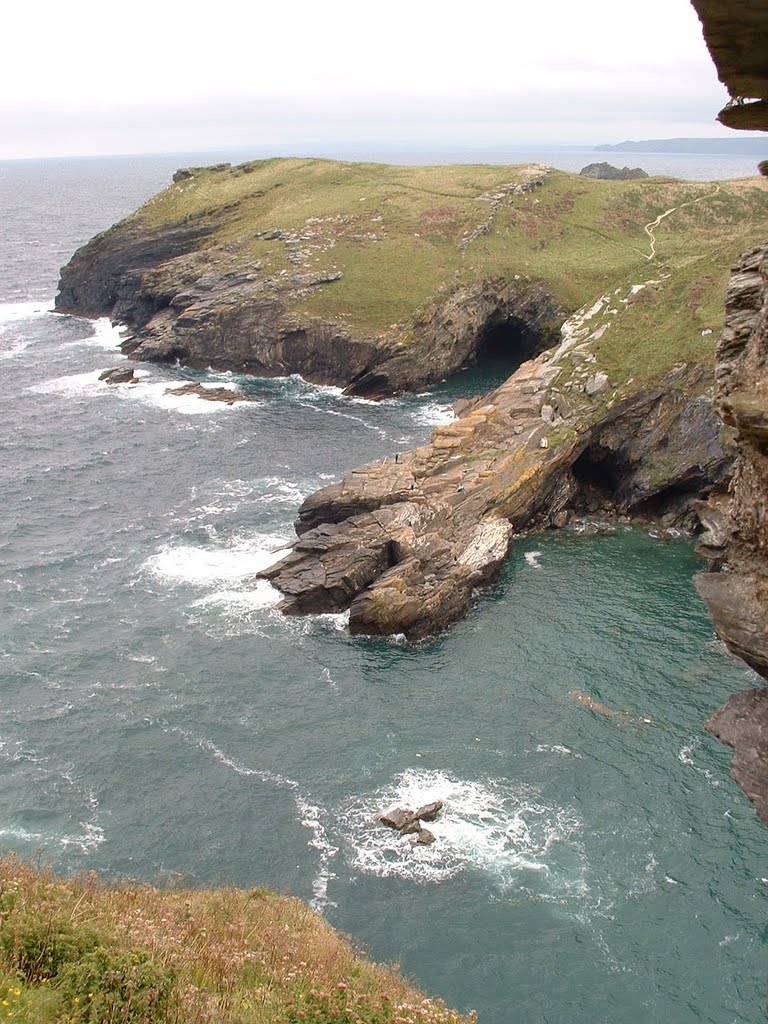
top-left (643, 184), bottom-right (722, 261)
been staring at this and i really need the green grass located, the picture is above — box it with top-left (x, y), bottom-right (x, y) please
top-left (121, 158), bottom-right (768, 385)
top-left (0, 856), bottom-right (473, 1024)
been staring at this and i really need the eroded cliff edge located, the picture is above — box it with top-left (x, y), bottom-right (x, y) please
top-left (695, 241), bottom-right (768, 822)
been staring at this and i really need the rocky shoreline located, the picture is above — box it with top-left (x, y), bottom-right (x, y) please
top-left (54, 155), bottom-right (768, 816)
top-left (261, 313), bottom-right (730, 638)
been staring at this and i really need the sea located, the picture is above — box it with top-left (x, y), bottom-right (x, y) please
top-left (0, 147), bottom-right (766, 1024)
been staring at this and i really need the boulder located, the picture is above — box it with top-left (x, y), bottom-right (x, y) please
top-left (379, 808), bottom-right (417, 832)
top-left (414, 800), bottom-right (443, 822)
top-left (99, 366), bottom-right (137, 385)
top-left (585, 372), bottom-right (609, 397)
top-left (415, 828), bottom-right (436, 845)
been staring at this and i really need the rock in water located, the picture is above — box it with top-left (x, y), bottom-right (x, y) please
top-left (579, 162), bottom-right (649, 180)
top-left (164, 383), bottom-right (244, 405)
top-left (379, 808), bottom-right (417, 831)
top-left (415, 800), bottom-right (443, 822)
top-left (415, 828), bottom-right (436, 845)
top-left (99, 366), bottom-right (137, 385)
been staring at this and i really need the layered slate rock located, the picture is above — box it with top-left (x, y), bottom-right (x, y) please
top-left (263, 341), bottom-right (730, 639)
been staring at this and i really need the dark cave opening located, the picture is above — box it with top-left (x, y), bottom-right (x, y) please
top-left (442, 315), bottom-right (554, 400)
top-left (474, 315), bottom-right (551, 374)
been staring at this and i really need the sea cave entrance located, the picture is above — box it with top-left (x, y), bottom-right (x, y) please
top-left (447, 314), bottom-right (554, 400)
top-left (474, 315), bottom-right (551, 370)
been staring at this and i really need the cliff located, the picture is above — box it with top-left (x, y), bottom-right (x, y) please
top-left (0, 855), bottom-right (471, 1024)
top-left (54, 158), bottom-right (768, 639)
top-left (695, 242), bottom-right (768, 821)
top-left (688, 0), bottom-right (768, 825)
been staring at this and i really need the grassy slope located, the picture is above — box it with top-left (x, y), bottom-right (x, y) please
top-left (0, 856), bottom-right (472, 1024)
top-left (127, 159), bottom-right (768, 386)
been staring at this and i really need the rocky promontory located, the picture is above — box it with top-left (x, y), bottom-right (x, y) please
top-left (261, 290), bottom-right (732, 638)
top-left (55, 159), bottom-right (768, 641)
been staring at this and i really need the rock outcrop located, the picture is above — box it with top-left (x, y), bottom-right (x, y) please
top-left (379, 801), bottom-right (444, 845)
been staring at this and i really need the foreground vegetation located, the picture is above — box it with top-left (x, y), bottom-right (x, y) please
top-left (0, 856), bottom-right (472, 1024)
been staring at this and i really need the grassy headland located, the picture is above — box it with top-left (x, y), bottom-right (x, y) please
top-left (119, 159), bottom-right (768, 389)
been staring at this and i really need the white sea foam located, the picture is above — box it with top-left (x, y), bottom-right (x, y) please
top-left (299, 610), bottom-right (351, 635)
top-left (171, 729), bottom-right (336, 907)
top-left (64, 317), bottom-right (127, 351)
top-left (525, 551), bottom-right (543, 568)
top-left (29, 369), bottom-right (110, 399)
top-left (0, 299), bottom-right (52, 325)
top-left (338, 768), bottom-right (583, 888)
top-left (143, 533), bottom-right (291, 587)
top-left (678, 736), bottom-right (717, 782)
top-left (191, 582), bottom-right (282, 613)
top-left (296, 796), bottom-right (339, 910)
top-left (536, 743), bottom-right (581, 758)
top-left (412, 402), bottom-right (455, 426)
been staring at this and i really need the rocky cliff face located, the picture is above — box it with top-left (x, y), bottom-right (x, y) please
top-left (262, 338), bottom-right (730, 639)
top-left (695, 241), bottom-right (768, 822)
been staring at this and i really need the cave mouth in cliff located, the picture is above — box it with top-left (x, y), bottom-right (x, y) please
top-left (472, 315), bottom-right (551, 375)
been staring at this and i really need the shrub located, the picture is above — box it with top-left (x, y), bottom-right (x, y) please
top-left (0, 916), bottom-right (98, 983)
top-left (57, 947), bottom-right (176, 1024)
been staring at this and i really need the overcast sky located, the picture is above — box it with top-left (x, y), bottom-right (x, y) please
top-left (0, 0), bottom-right (740, 159)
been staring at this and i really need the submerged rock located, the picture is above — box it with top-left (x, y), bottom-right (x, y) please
top-left (164, 383), bottom-right (245, 405)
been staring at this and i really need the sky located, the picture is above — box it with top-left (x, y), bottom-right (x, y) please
top-left (0, 0), bottom-right (743, 159)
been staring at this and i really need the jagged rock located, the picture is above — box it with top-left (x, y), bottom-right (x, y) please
top-left (694, 496), bottom-right (730, 563)
top-left (696, 572), bottom-right (768, 678)
top-left (164, 383), bottom-right (245, 405)
top-left (99, 366), bottom-right (137, 385)
top-left (585, 371), bottom-right (609, 396)
top-left (379, 808), bottom-right (417, 831)
top-left (400, 819), bottom-right (423, 836)
top-left (414, 801), bottom-right (443, 822)
top-left (540, 404), bottom-right (555, 422)
top-left (721, 393), bottom-right (768, 452)
top-left (414, 828), bottom-right (436, 845)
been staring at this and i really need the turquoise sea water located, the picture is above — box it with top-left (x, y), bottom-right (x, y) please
top-left (0, 153), bottom-right (766, 1024)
